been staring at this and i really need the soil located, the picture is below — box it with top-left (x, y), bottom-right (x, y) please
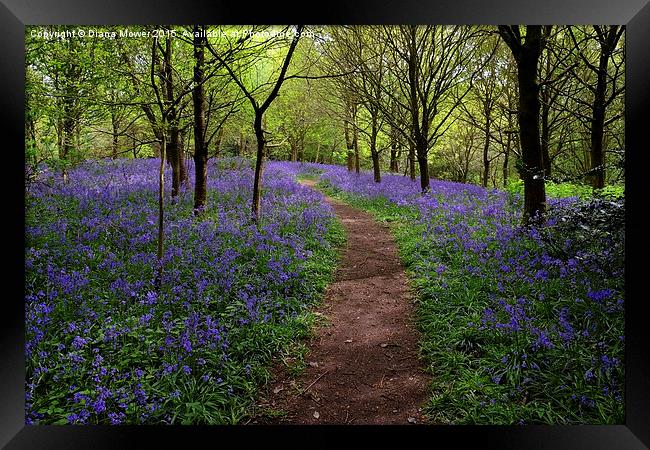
top-left (251, 179), bottom-right (430, 425)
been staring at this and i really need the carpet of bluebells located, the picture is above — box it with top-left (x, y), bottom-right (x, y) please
top-left (25, 157), bottom-right (343, 424)
top-left (313, 163), bottom-right (624, 424)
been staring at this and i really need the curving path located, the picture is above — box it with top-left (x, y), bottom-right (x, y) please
top-left (253, 179), bottom-right (430, 425)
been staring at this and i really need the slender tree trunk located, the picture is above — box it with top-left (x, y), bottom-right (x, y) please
top-left (389, 128), bottom-right (399, 172)
top-left (408, 140), bottom-right (416, 181)
top-left (290, 141), bottom-right (297, 162)
top-left (406, 28), bottom-right (429, 192)
top-left (155, 133), bottom-right (166, 288)
top-left (61, 75), bottom-right (76, 183)
top-left (415, 133), bottom-right (430, 192)
top-left (353, 124), bottom-right (360, 174)
top-left (251, 114), bottom-right (265, 222)
top-left (503, 133), bottom-right (511, 188)
top-left (371, 151), bottom-right (381, 182)
top-left (482, 117), bottom-right (491, 188)
top-left (390, 149), bottom-right (398, 172)
top-left (214, 126), bottom-right (224, 158)
top-left (389, 102), bottom-right (400, 172)
top-left (192, 25), bottom-right (208, 214)
top-left (344, 120), bottom-right (354, 171)
top-left (178, 128), bottom-right (188, 185)
top-left (56, 120), bottom-right (64, 160)
top-left (60, 48), bottom-right (80, 184)
top-left (162, 36), bottom-right (187, 197)
top-left (62, 114), bottom-right (74, 184)
top-left (298, 135), bottom-right (305, 162)
top-left (111, 113), bottom-right (119, 159)
top-left (370, 115), bottom-right (381, 182)
top-left (540, 89), bottom-right (552, 178)
top-left (168, 126), bottom-right (181, 197)
top-left (62, 117), bottom-right (74, 160)
top-left (314, 142), bottom-right (320, 163)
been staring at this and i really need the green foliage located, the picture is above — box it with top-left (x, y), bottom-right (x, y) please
top-left (596, 184), bottom-right (624, 199)
top-left (505, 179), bottom-right (624, 201)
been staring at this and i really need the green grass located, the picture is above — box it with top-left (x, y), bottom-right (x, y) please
top-left (506, 179), bottom-right (624, 200)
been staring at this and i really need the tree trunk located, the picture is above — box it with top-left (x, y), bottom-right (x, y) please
top-left (354, 125), bottom-right (360, 174)
top-left (389, 102), bottom-right (400, 172)
top-left (62, 114), bottom-right (74, 184)
top-left (111, 113), bottom-right (119, 159)
top-left (298, 135), bottom-right (305, 162)
top-left (390, 149), bottom-right (398, 172)
top-left (589, 52), bottom-right (608, 189)
top-left (503, 133), bottom-right (511, 188)
top-left (482, 117), bottom-right (491, 188)
top-left (62, 116), bottom-right (75, 160)
top-left (290, 141), bottom-right (298, 162)
top-left (178, 128), bottom-right (188, 185)
top-left (389, 128), bottom-right (399, 172)
top-left (515, 28), bottom-right (546, 222)
top-left (251, 114), bottom-right (265, 222)
top-left (370, 115), bottom-right (381, 182)
top-left (192, 25), bottom-right (208, 214)
top-left (168, 126), bottom-right (181, 197)
top-left (540, 88), bottom-right (552, 178)
top-left (162, 36), bottom-right (187, 197)
top-left (344, 120), bottom-right (354, 171)
top-left (155, 133), bottom-right (166, 288)
top-left (408, 140), bottom-right (416, 181)
top-left (415, 134), bottom-right (430, 192)
top-left (214, 126), bottom-right (224, 158)
top-left (314, 142), bottom-right (321, 163)
top-left (371, 151), bottom-right (381, 182)
top-left (239, 131), bottom-right (245, 157)
top-left (407, 28), bottom-right (428, 192)
top-left (417, 154), bottom-right (430, 193)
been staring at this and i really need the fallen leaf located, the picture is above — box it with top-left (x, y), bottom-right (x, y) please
top-left (407, 417), bottom-right (417, 424)
top-left (313, 411), bottom-right (320, 419)
top-left (344, 339), bottom-right (352, 343)
top-left (272, 386), bottom-right (283, 394)
top-left (380, 343), bottom-right (388, 348)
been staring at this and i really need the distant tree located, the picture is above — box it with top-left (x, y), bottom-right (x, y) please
top-left (567, 26), bottom-right (625, 189)
top-left (372, 26), bottom-right (483, 193)
top-left (160, 34), bottom-right (188, 197)
top-left (458, 33), bottom-right (501, 187)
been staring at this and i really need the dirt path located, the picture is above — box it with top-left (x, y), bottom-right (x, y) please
top-left (252, 180), bottom-right (430, 425)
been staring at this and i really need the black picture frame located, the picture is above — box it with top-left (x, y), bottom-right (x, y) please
top-left (3, 0), bottom-right (649, 448)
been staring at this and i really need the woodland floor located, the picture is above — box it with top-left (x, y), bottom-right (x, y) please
top-left (252, 179), bottom-right (430, 425)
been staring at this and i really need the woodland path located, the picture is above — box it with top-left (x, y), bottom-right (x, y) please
top-left (253, 179), bottom-right (430, 425)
